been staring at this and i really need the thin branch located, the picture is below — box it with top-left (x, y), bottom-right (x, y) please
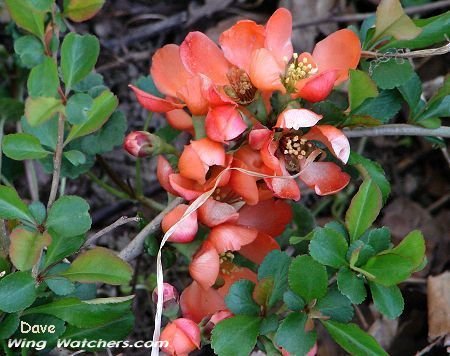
top-left (47, 113), bottom-right (65, 210)
top-left (0, 220), bottom-right (8, 258)
top-left (293, 0), bottom-right (450, 28)
top-left (119, 197), bottom-right (184, 262)
top-left (344, 124), bottom-right (450, 138)
top-left (85, 216), bottom-right (141, 247)
top-left (362, 43), bottom-right (450, 59)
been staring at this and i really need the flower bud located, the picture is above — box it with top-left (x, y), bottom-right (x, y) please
top-left (160, 318), bottom-right (200, 355)
top-left (152, 283), bottom-right (180, 319)
top-left (203, 310), bottom-right (233, 339)
top-left (123, 131), bottom-right (177, 157)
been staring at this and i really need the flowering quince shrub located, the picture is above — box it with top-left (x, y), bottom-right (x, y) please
top-left (0, 0), bottom-right (449, 355)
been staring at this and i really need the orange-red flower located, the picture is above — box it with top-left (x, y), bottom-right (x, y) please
top-left (160, 318), bottom-right (200, 356)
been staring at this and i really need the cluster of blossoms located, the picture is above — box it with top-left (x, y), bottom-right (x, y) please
top-left (125, 8), bottom-right (361, 355)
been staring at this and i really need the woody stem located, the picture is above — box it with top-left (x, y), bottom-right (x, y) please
top-left (343, 124), bottom-right (450, 138)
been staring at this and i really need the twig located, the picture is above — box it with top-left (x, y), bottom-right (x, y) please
top-left (415, 335), bottom-right (444, 356)
top-left (47, 113), bottom-right (65, 210)
top-left (119, 197), bottom-right (184, 262)
top-left (344, 124), bottom-right (450, 138)
top-left (84, 216), bottom-right (141, 247)
top-left (362, 43), bottom-right (450, 59)
top-left (292, 0), bottom-right (450, 28)
top-left (355, 305), bottom-right (370, 330)
top-left (0, 220), bottom-right (8, 258)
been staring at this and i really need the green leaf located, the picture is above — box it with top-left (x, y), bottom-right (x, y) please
top-left (3, 133), bottom-right (51, 160)
top-left (14, 314), bottom-right (66, 343)
top-left (369, 282), bottom-right (404, 319)
top-left (371, 59), bottom-right (414, 90)
top-left (28, 0), bottom-right (53, 11)
top-left (361, 253), bottom-right (413, 286)
top-left (225, 280), bottom-right (260, 316)
top-left (60, 247), bottom-right (133, 285)
top-left (347, 240), bottom-right (376, 267)
top-left (5, 0), bottom-right (46, 38)
top-left (23, 296), bottom-right (133, 328)
top-left (260, 315), bottom-right (279, 336)
top-left (44, 231), bottom-right (85, 268)
top-left (46, 195), bottom-right (91, 237)
top-left (0, 185), bottom-right (34, 223)
top-left (322, 320), bottom-right (388, 355)
top-left (0, 313), bottom-right (20, 338)
top-left (64, 0), bottom-right (105, 22)
top-left (21, 115), bottom-right (58, 150)
top-left (258, 250), bottom-right (291, 307)
top-left (291, 203), bottom-right (316, 237)
top-left (66, 93), bottom-right (93, 125)
top-left (65, 90), bottom-right (118, 143)
top-left (60, 314), bottom-right (134, 348)
top-left (374, 0), bottom-right (421, 41)
top-left (337, 267), bottom-right (367, 304)
top-left (348, 152), bottom-right (391, 203)
top-left (28, 201), bottom-right (46, 225)
top-left (398, 72), bottom-right (422, 110)
top-left (309, 227), bottom-right (348, 268)
top-left (389, 230), bottom-right (425, 270)
top-left (317, 287), bottom-right (354, 323)
top-left (14, 35), bottom-right (45, 68)
top-left (288, 255), bottom-right (328, 303)
top-left (45, 263), bottom-right (75, 296)
top-left (64, 150), bottom-right (86, 166)
top-left (345, 179), bottom-right (382, 242)
top-left (362, 227), bottom-right (391, 253)
top-left (349, 70), bottom-right (378, 110)
top-left (275, 313), bottom-right (316, 355)
top-left (27, 57), bottom-right (59, 98)
top-left (211, 315), bottom-right (261, 356)
top-left (61, 33), bottom-right (100, 90)
top-left (352, 90), bottom-right (402, 123)
top-left (283, 290), bottom-right (305, 312)
top-left (25, 97), bottom-right (64, 127)
top-left (0, 98), bottom-right (25, 122)
top-left (418, 96), bottom-right (450, 122)
top-left (0, 271), bottom-right (37, 312)
top-left (9, 227), bottom-right (52, 271)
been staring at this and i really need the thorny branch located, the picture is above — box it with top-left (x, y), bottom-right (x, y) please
top-left (47, 112), bottom-right (65, 210)
top-left (85, 216), bottom-right (142, 247)
top-left (344, 124), bottom-right (450, 138)
top-left (361, 43), bottom-right (450, 59)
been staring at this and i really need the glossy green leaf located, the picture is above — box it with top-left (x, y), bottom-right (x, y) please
top-left (28, 201), bottom-right (46, 225)
top-left (289, 255), bottom-right (328, 303)
top-left (352, 90), bottom-right (402, 123)
top-left (362, 227), bottom-right (391, 253)
top-left (5, 0), bottom-right (46, 38)
top-left (3, 133), bottom-right (51, 160)
top-left (283, 290), bottom-right (305, 312)
top-left (275, 313), bottom-right (316, 355)
top-left (64, 150), bottom-right (86, 166)
top-left (258, 250), bottom-right (291, 306)
top-left (345, 179), bottom-right (382, 242)
top-left (46, 196), bottom-right (91, 237)
top-left (225, 280), bottom-right (260, 316)
top-left (0, 313), bottom-right (20, 338)
top-left (309, 227), bottom-right (348, 268)
top-left (316, 287), bottom-right (354, 323)
top-left (61, 33), bottom-right (100, 90)
top-left (14, 35), bottom-right (45, 68)
top-left (25, 97), bottom-right (64, 127)
top-left (418, 96), bottom-right (450, 122)
top-left (322, 320), bottom-right (388, 355)
top-left (361, 253), bottom-right (413, 286)
top-left (66, 93), bottom-right (93, 125)
top-left (349, 70), bottom-right (378, 110)
top-left (60, 247), bottom-right (132, 285)
top-left (23, 296), bottom-right (133, 328)
top-left (27, 57), bottom-right (59, 98)
top-left (337, 267), bottom-right (367, 304)
top-left (64, 0), bottom-right (105, 22)
top-left (21, 115), bottom-right (58, 150)
top-left (398, 72), bottom-right (422, 110)
top-left (371, 59), bottom-right (414, 90)
top-left (211, 315), bottom-right (261, 356)
top-left (9, 227), bottom-right (52, 271)
top-left (388, 230), bottom-right (425, 270)
top-left (347, 240), bottom-right (376, 267)
top-left (369, 282), bottom-right (404, 319)
top-left (0, 272), bottom-right (37, 312)
top-left (0, 185), bottom-right (34, 223)
top-left (65, 90), bottom-right (118, 143)
top-left (44, 231), bottom-right (85, 268)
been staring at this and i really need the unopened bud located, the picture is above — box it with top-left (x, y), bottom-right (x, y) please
top-left (152, 283), bottom-right (180, 319)
top-left (160, 318), bottom-right (200, 355)
top-left (203, 310), bottom-right (233, 339)
top-left (123, 131), bottom-right (177, 157)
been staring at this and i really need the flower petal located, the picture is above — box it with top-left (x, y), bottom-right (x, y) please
top-left (176, 75), bottom-right (209, 115)
top-left (276, 108), bottom-right (322, 129)
top-left (249, 128), bottom-right (272, 150)
top-left (157, 156), bottom-right (178, 196)
top-left (299, 161), bottom-right (350, 195)
top-left (296, 70), bottom-right (338, 102)
top-left (166, 109), bottom-right (194, 132)
top-left (190, 241), bottom-right (220, 289)
top-left (180, 31), bottom-right (230, 86)
top-left (219, 267), bottom-right (257, 297)
top-left (303, 125), bottom-right (350, 163)
top-left (205, 105), bottom-right (247, 142)
top-left (172, 319), bottom-right (201, 349)
top-left (265, 8), bottom-right (293, 65)
top-left (229, 158), bottom-right (259, 205)
top-left (178, 144), bottom-right (209, 184)
top-left (208, 224), bottom-right (258, 254)
top-left (162, 204), bottom-right (198, 243)
top-left (249, 48), bottom-right (286, 93)
top-left (190, 137), bottom-right (226, 167)
top-left (220, 20), bottom-right (265, 73)
top-left (238, 199), bottom-right (293, 236)
top-left (239, 232), bottom-right (280, 264)
top-left (169, 174), bottom-right (203, 201)
top-left (150, 44), bottom-right (192, 97)
top-left (129, 85), bottom-right (184, 113)
top-left (312, 29), bottom-right (361, 84)
top-left (198, 198), bottom-right (239, 227)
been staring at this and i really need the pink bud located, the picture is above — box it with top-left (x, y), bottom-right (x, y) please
top-left (203, 310), bottom-right (233, 338)
top-left (160, 318), bottom-right (200, 355)
top-left (123, 131), bottom-right (153, 157)
top-left (152, 283), bottom-right (179, 309)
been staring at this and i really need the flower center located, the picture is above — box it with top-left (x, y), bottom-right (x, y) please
top-left (224, 67), bottom-right (257, 105)
top-left (279, 134), bottom-right (317, 173)
top-left (219, 252), bottom-right (236, 275)
top-left (283, 53), bottom-right (318, 92)
top-left (213, 187), bottom-right (243, 204)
